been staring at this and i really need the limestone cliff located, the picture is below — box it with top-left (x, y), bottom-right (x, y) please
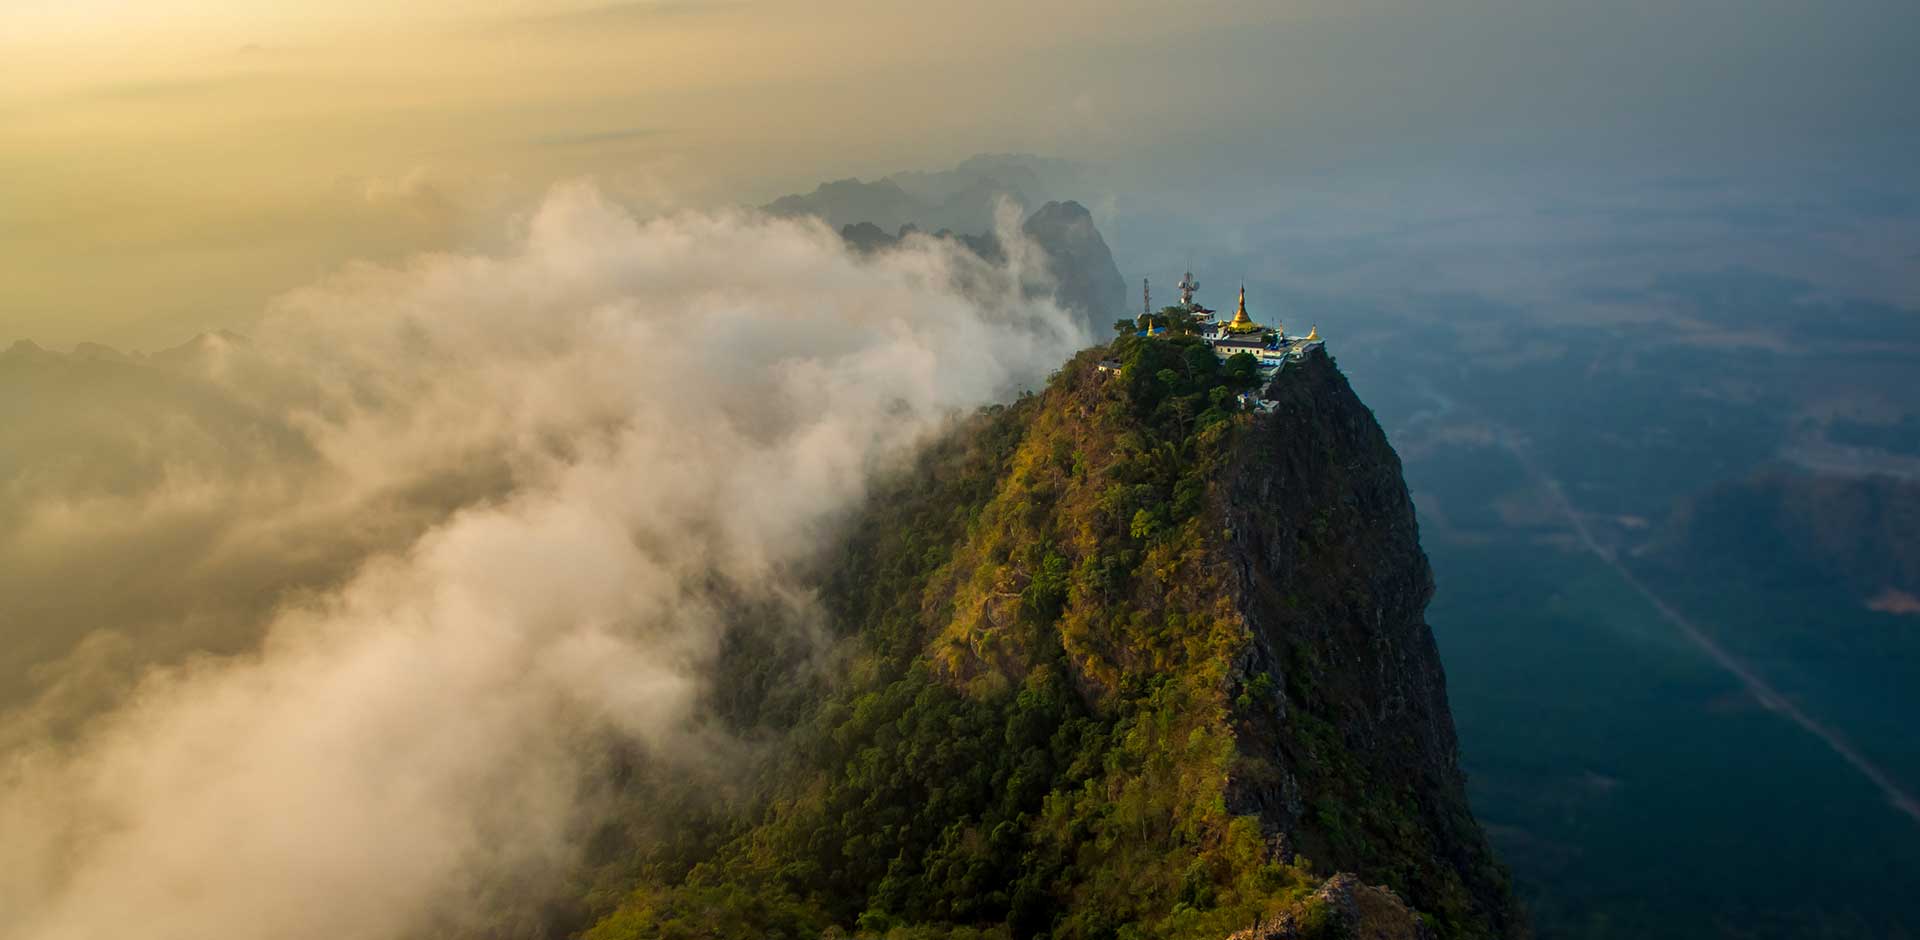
top-left (1221, 350), bottom-right (1519, 937)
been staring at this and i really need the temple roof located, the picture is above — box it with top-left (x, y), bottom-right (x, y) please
top-left (1212, 335), bottom-right (1267, 348)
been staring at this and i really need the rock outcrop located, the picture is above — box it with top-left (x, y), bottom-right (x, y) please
top-left (1226, 874), bottom-right (1430, 940)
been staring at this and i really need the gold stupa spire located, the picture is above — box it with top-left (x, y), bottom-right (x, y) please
top-left (1306, 324), bottom-right (1319, 341)
top-left (1226, 283), bottom-right (1258, 333)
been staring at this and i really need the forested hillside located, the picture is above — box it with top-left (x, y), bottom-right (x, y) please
top-left (580, 334), bottom-right (1520, 940)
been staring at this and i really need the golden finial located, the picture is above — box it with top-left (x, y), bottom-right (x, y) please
top-left (1306, 324), bottom-right (1319, 341)
top-left (1226, 283), bottom-right (1258, 333)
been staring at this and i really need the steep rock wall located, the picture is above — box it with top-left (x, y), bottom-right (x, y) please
top-left (1219, 349), bottom-right (1519, 937)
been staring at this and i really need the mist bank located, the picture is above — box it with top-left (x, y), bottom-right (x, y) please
top-left (0, 184), bottom-right (1086, 939)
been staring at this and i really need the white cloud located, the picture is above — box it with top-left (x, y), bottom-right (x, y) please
top-left (0, 182), bottom-right (1086, 940)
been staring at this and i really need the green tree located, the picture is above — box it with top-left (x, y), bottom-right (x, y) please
top-left (1222, 352), bottom-right (1258, 389)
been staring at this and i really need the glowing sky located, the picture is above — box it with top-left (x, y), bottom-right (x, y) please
top-left (4, 0), bottom-right (1916, 348)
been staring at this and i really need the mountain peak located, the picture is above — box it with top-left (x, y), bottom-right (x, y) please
top-left (582, 339), bottom-right (1521, 940)
top-left (1, 339), bottom-right (58, 366)
top-left (1025, 198), bottom-right (1093, 221)
top-left (1018, 201), bottom-right (1124, 336)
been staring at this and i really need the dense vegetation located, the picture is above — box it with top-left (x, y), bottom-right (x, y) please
top-left (580, 334), bottom-right (1502, 940)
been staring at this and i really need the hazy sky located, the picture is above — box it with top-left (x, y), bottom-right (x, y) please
top-left (4, 0), bottom-right (1917, 348)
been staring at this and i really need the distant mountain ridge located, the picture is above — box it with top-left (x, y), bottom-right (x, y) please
top-left (765, 156), bottom-right (1126, 338)
top-left (2, 330), bottom-right (249, 371)
top-left (763, 154), bottom-right (1080, 233)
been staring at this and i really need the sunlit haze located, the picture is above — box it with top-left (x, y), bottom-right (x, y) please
top-left (8, 1), bottom-right (1917, 347)
top-left (5, 4), bottom-right (1920, 939)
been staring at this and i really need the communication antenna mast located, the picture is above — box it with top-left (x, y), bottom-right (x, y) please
top-left (1143, 278), bottom-right (1151, 318)
top-left (1177, 269), bottom-right (1199, 308)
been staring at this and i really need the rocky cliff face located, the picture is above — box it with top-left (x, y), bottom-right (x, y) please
top-left (1220, 350), bottom-right (1519, 937)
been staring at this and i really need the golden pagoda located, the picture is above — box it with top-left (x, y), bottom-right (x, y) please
top-left (1225, 284), bottom-right (1261, 333)
top-left (1305, 324), bottom-right (1320, 341)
